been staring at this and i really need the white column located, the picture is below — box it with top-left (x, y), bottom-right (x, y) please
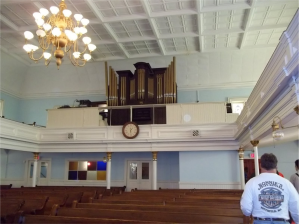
top-left (251, 140), bottom-right (260, 176)
top-left (238, 148), bottom-right (245, 189)
top-left (152, 152), bottom-right (158, 190)
top-left (106, 152), bottom-right (112, 189)
top-left (32, 153), bottom-right (39, 187)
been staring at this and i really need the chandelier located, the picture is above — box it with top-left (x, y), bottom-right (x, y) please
top-left (23, 0), bottom-right (96, 69)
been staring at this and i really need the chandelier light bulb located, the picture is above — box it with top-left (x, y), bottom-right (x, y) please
top-left (69, 33), bottom-right (78, 41)
top-left (83, 54), bottom-right (91, 61)
top-left (272, 130), bottom-right (284, 140)
top-left (50, 6), bottom-right (59, 15)
top-left (43, 52), bottom-right (51, 59)
top-left (39, 8), bottom-right (49, 16)
top-left (88, 44), bottom-right (96, 52)
top-left (33, 12), bottom-right (42, 19)
top-left (36, 29), bottom-right (46, 37)
top-left (52, 27), bottom-right (61, 37)
top-left (81, 18), bottom-right (89, 26)
top-left (80, 27), bottom-right (87, 34)
top-left (74, 27), bottom-right (81, 34)
top-left (24, 44), bottom-right (38, 52)
top-left (24, 31), bottom-right (34, 40)
top-left (35, 19), bottom-right (45, 26)
top-left (82, 37), bottom-right (91, 45)
top-left (23, 44), bottom-right (32, 52)
top-left (74, 14), bottom-right (83, 21)
top-left (63, 9), bottom-right (72, 18)
top-left (73, 52), bottom-right (81, 59)
top-left (43, 23), bottom-right (52, 31)
top-left (65, 30), bottom-right (72, 39)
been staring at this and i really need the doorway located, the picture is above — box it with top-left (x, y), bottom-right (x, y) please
top-left (126, 160), bottom-right (152, 192)
top-left (27, 160), bottom-right (51, 186)
top-left (244, 159), bottom-right (260, 183)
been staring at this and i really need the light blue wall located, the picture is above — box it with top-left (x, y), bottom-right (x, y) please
top-left (258, 141), bottom-right (299, 181)
top-left (0, 92), bottom-right (22, 122)
top-left (0, 149), bottom-right (32, 180)
top-left (179, 150), bottom-right (240, 182)
top-left (0, 149), bottom-right (8, 178)
top-left (111, 152), bottom-right (179, 181)
top-left (177, 87), bottom-right (253, 103)
top-left (18, 95), bottom-right (106, 126)
top-left (40, 151), bottom-right (179, 182)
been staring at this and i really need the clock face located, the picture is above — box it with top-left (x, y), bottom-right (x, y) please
top-left (122, 122), bottom-right (139, 139)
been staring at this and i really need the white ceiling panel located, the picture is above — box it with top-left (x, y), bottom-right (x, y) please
top-left (0, 0), bottom-right (297, 62)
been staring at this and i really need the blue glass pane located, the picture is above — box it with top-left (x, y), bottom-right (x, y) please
top-left (97, 161), bottom-right (106, 171)
top-left (68, 171), bottom-right (78, 180)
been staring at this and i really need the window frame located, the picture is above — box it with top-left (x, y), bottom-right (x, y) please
top-left (228, 97), bottom-right (248, 115)
top-left (65, 158), bottom-right (107, 182)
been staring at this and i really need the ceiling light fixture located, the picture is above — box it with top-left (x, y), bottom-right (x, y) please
top-left (271, 115), bottom-right (299, 140)
top-left (271, 116), bottom-right (284, 140)
top-left (23, 0), bottom-right (96, 69)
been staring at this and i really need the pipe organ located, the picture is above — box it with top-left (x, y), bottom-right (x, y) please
top-left (105, 57), bottom-right (177, 106)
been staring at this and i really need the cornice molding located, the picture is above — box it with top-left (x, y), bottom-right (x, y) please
top-left (178, 82), bottom-right (256, 91)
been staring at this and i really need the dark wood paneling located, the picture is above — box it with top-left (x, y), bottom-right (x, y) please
top-left (109, 107), bottom-right (166, 125)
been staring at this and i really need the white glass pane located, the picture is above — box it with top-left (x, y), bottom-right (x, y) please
top-left (87, 171), bottom-right (97, 180)
top-left (129, 162), bottom-right (137, 179)
top-left (142, 163), bottom-right (149, 179)
top-left (40, 162), bottom-right (48, 178)
top-left (78, 161), bottom-right (87, 171)
top-left (232, 103), bottom-right (244, 114)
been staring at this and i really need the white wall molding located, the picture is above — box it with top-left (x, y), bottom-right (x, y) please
top-left (21, 91), bottom-right (106, 100)
top-left (179, 181), bottom-right (241, 189)
top-left (235, 13), bottom-right (299, 148)
top-left (0, 117), bottom-right (240, 153)
top-left (178, 82), bottom-right (257, 91)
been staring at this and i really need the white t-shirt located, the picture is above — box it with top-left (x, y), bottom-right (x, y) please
top-left (240, 173), bottom-right (299, 223)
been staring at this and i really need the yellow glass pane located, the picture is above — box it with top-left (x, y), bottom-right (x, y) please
top-left (69, 161), bottom-right (78, 170)
top-left (97, 171), bottom-right (106, 180)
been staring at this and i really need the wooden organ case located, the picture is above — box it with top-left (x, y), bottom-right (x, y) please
top-left (105, 57), bottom-right (177, 125)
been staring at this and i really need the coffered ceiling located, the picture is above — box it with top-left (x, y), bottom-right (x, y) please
top-left (0, 0), bottom-right (298, 65)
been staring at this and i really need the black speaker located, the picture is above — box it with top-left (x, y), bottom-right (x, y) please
top-left (226, 103), bottom-right (232, 113)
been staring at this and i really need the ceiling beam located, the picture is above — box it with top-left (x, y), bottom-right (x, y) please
top-left (239, 0), bottom-right (257, 49)
top-left (196, 0), bottom-right (204, 52)
top-left (140, 0), bottom-right (166, 56)
top-left (85, 0), bottom-right (130, 58)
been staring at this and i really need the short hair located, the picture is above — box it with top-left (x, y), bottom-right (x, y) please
top-left (295, 159), bottom-right (299, 168)
top-left (261, 153), bottom-right (277, 170)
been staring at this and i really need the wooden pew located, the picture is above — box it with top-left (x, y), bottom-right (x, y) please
top-left (1, 200), bottom-right (24, 223)
top-left (14, 215), bottom-right (167, 224)
top-left (74, 202), bottom-right (243, 217)
top-left (0, 184), bottom-right (12, 189)
top-left (53, 207), bottom-right (245, 223)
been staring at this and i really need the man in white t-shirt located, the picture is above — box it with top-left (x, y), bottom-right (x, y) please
top-left (240, 153), bottom-right (299, 224)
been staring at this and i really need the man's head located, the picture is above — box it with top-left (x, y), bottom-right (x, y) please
top-left (295, 159), bottom-right (299, 171)
top-left (260, 153), bottom-right (277, 171)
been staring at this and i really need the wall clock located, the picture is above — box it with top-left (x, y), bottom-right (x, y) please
top-left (122, 121), bottom-right (139, 139)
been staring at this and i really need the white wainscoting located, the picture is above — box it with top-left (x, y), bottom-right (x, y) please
top-left (166, 103), bottom-right (227, 125)
top-left (179, 181), bottom-right (241, 189)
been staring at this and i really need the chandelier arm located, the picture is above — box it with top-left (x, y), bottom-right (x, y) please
top-left (80, 45), bottom-right (88, 55)
top-left (38, 37), bottom-right (50, 51)
top-left (65, 43), bottom-right (72, 53)
top-left (69, 53), bottom-right (87, 67)
top-left (45, 59), bottom-right (51, 66)
top-left (273, 116), bottom-right (284, 129)
top-left (28, 50), bottom-right (45, 62)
